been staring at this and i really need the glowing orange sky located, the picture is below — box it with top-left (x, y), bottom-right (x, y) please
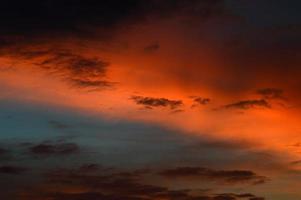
top-left (1, 24), bottom-right (301, 168)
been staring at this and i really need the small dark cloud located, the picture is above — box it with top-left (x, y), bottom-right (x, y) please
top-left (191, 139), bottom-right (254, 151)
top-left (235, 193), bottom-right (257, 198)
top-left (216, 193), bottom-right (260, 200)
top-left (256, 88), bottom-right (285, 100)
top-left (29, 142), bottom-right (79, 156)
top-left (249, 198), bottom-right (265, 200)
top-left (143, 43), bottom-right (160, 53)
top-left (190, 96), bottom-right (211, 108)
top-left (0, 165), bottom-right (27, 175)
top-left (194, 97), bottom-right (210, 105)
top-left (70, 78), bottom-right (114, 89)
top-left (159, 167), bottom-right (267, 185)
top-left (131, 95), bottom-right (183, 110)
top-left (221, 99), bottom-right (270, 110)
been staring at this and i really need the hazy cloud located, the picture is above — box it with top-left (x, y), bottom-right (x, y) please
top-left (221, 99), bottom-right (270, 110)
top-left (159, 167), bottom-right (267, 185)
top-left (29, 142), bottom-right (79, 156)
top-left (256, 88), bottom-right (285, 100)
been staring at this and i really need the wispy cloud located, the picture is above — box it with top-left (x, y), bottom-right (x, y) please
top-left (131, 95), bottom-right (183, 110)
top-left (159, 167), bottom-right (267, 185)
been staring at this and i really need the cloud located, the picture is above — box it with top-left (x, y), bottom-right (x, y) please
top-left (221, 99), bottom-right (270, 110)
top-left (256, 88), bottom-right (285, 100)
top-left (70, 79), bottom-right (114, 89)
top-left (0, 165), bottom-right (27, 175)
top-left (35, 50), bottom-right (113, 89)
top-left (29, 142), bottom-right (79, 156)
top-left (215, 193), bottom-right (264, 200)
top-left (131, 95), bottom-right (183, 110)
top-left (2, 47), bottom-right (114, 90)
top-left (190, 139), bottom-right (254, 151)
top-left (190, 96), bottom-right (211, 108)
top-left (193, 97), bottom-right (210, 105)
top-left (18, 165), bottom-right (265, 200)
top-left (159, 167), bottom-right (267, 185)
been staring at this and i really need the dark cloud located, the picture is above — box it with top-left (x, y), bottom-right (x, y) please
top-left (37, 50), bottom-right (109, 77)
top-left (0, 0), bottom-right (142, 37)
top-left (249, 198), bottom-right (265, 200)
top-left (29, 142), bottom-right (79, 156)
top-left (221, 99), bottom-right (270, 110)
top-left (191, 139), bottom-right (253, 151)
top-left (194, 97), bottom-right (210, 105)
top-left (2, 47), bottom-right (114, 90)
top-left (213, 194), bottom-right (264, 200)
top-left (0, 0), bottom-right (225, 38)
top-left (131, 95), bottom-right (183, 110)
top-left (159, 167), bottom-right (267, 184)
top-left (49, 192), bottom-right (150, 200)
top-left (70, 79), bottom-right (114, 89)
top-left (18, 165), bottom-right (264, 200)
top-left (191, 96), bottom-right (211, 108)
top-left (0, 165), bottom-right (27, 175)
top-left (256, 88), bottom-right (285, 100)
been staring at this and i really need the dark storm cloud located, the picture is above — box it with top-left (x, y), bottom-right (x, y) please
top-left (221, 99), bottom-right (270, 110)
top-left (256, 88), bottom-right (285, 100)
top-left (131, 95), bottom-right (183, 110)
top-left (29, 142), bottom-right (79, 156)
top-left (159, 167), bottom-right (267, 184)
top-left (0, 165), bottom-right (27, 175)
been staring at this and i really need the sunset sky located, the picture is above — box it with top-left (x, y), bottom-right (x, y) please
top-left (0, 1), bottom-right (301, 199)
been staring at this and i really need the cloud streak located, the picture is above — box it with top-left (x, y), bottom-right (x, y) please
top-left (131, 96), bottom-right (183, 110)
top-left (159, 167), bottom-right (267, 185)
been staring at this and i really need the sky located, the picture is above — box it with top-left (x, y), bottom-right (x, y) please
top-left (0, 0), bottom-right (300, 199)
